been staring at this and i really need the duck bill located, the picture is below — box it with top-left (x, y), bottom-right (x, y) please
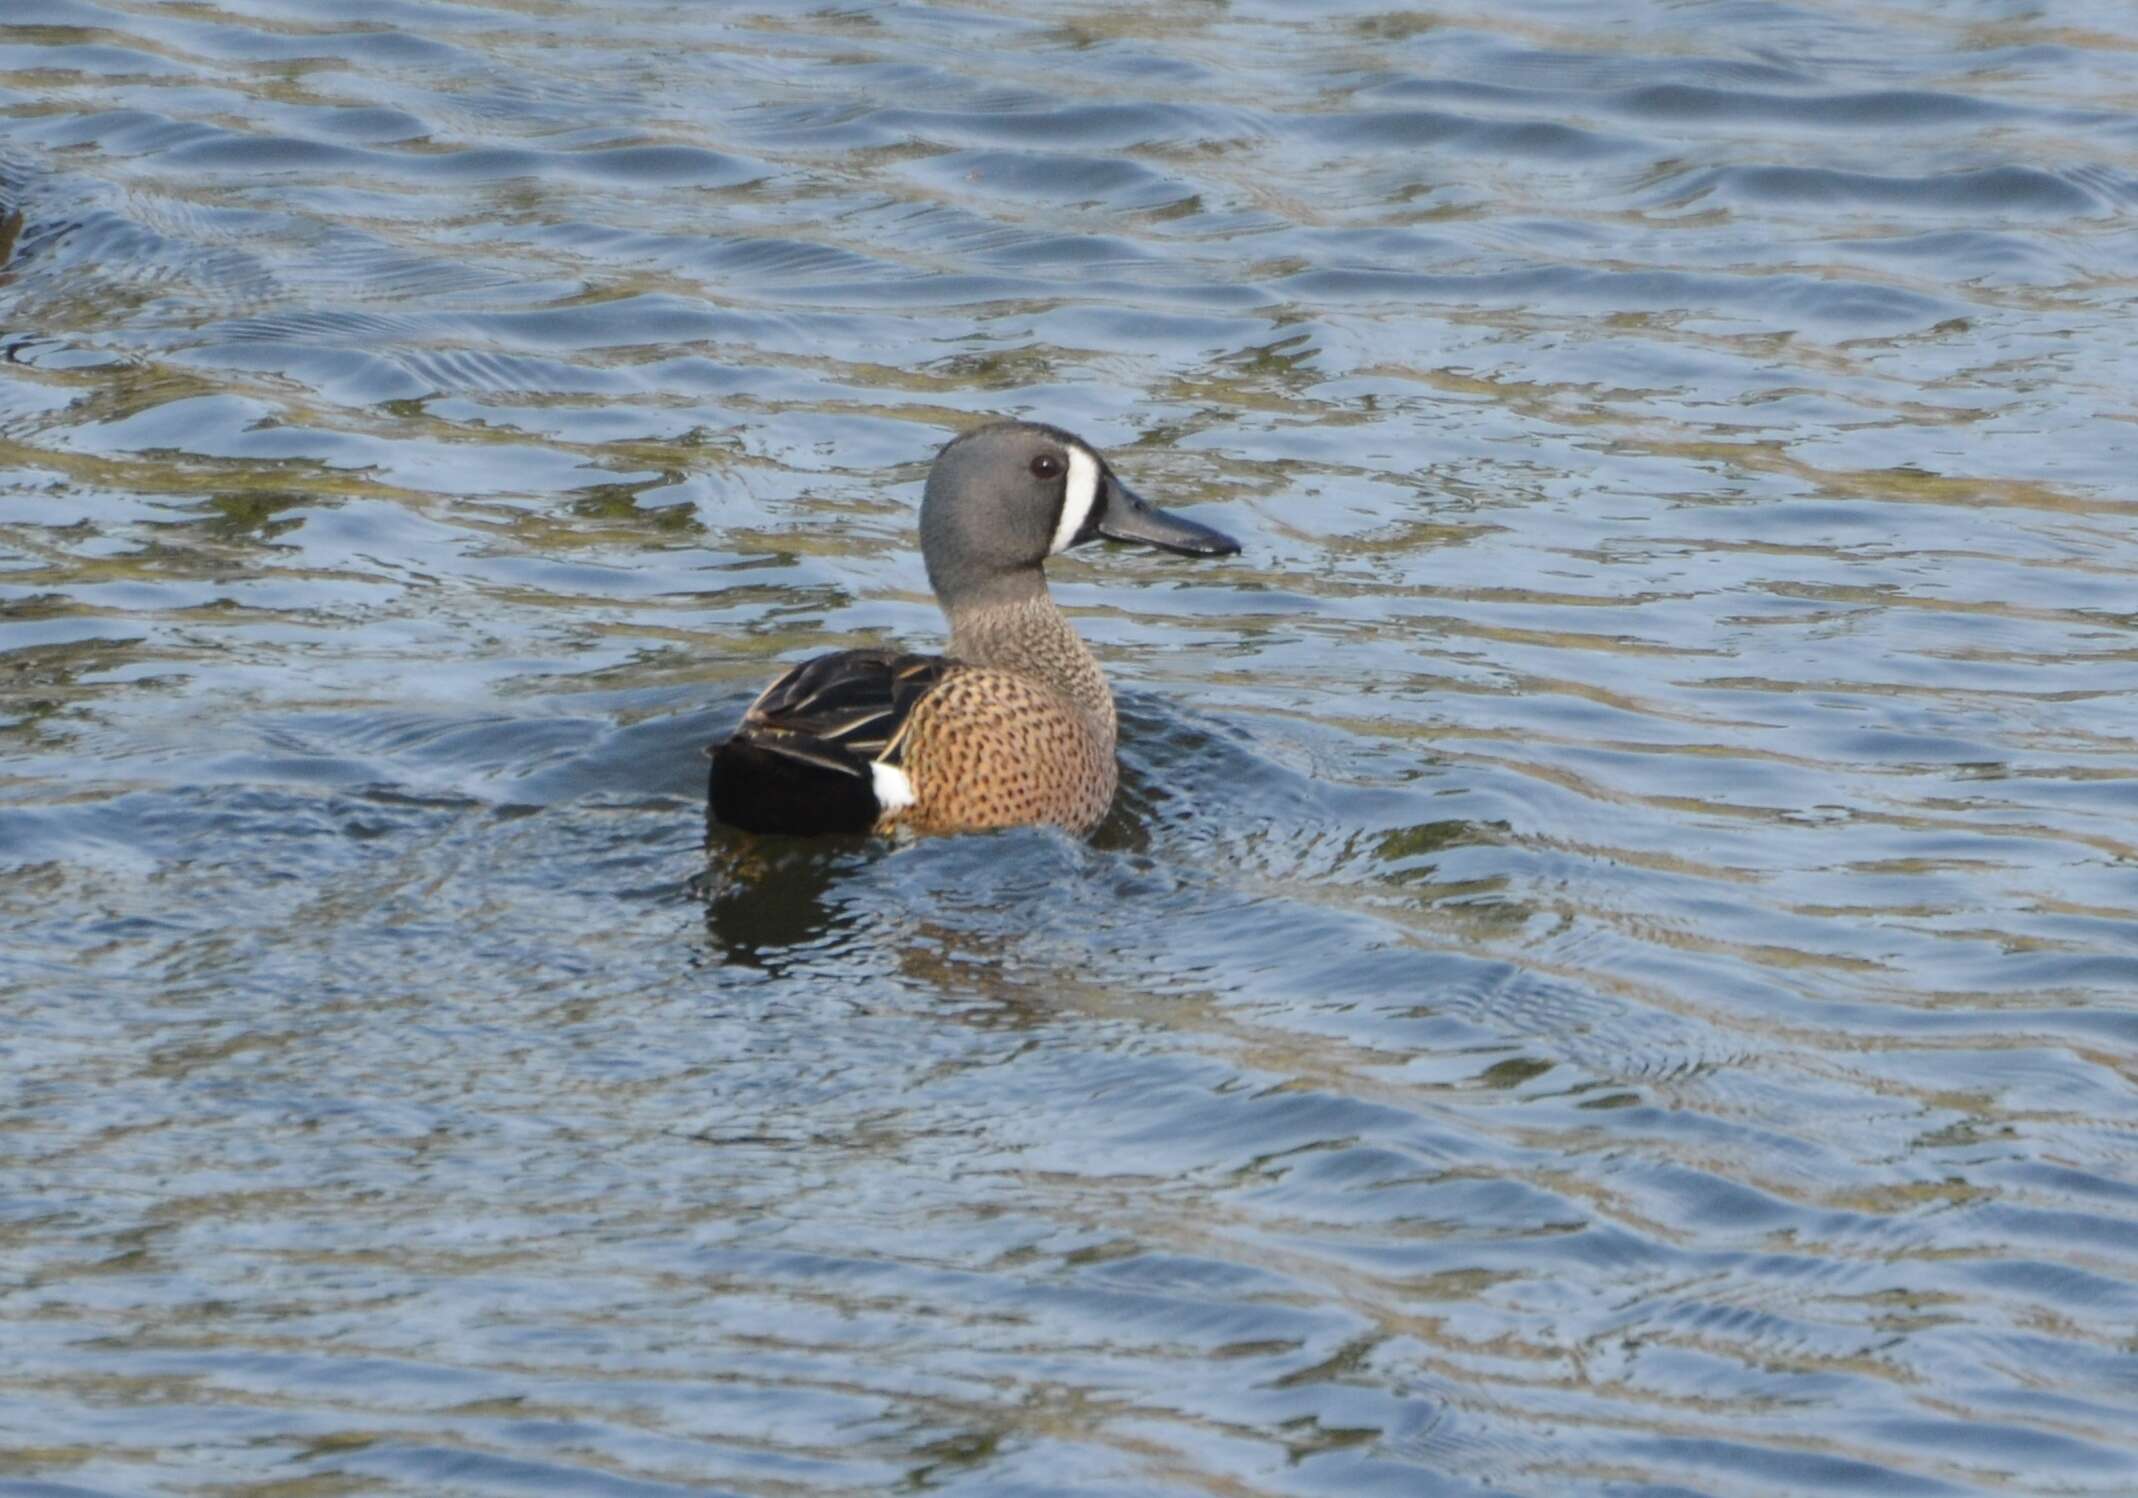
top-left (1092, 476), bottom-right (1241, 557)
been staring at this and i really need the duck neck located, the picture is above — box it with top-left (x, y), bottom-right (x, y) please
top-left (946, 578), bottom-right (1116, 749)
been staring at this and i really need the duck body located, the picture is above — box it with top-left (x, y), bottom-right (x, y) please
top-left (709, 643), bottom-right (1114, 837)
top-left (708, 421), bottom-right (1239, 838)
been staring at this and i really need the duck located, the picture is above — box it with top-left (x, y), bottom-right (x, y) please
top-left (708, 420), bottom-right (1241, 837)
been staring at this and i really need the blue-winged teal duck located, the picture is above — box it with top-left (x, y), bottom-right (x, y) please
top-left (709, 420), bottom-right (1241, 837)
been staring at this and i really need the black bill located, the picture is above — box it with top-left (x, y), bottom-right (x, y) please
top-left (1085, 474), bottom-right (1241, 557)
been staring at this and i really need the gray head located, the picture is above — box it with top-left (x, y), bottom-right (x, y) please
top-left (918, 421), bottom-right (1239, 610)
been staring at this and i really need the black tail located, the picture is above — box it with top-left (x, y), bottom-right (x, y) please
top-left (708, 738), bottom-right (880, 836)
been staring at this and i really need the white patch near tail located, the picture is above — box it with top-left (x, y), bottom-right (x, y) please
top-left (870, 760), bottom-right (916, 814)
top-left (1049, 446), bottom-right (1102, 555)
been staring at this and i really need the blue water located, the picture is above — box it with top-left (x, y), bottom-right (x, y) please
top-left (2, 2), bottom-right (2135, 1494)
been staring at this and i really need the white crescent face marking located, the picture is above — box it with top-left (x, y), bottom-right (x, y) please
top-left (1048, 446), bottom-right (1102, 556)
top-left (870, 760), bottom-right (916, 813)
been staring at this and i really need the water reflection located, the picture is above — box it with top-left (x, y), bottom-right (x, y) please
top-left (697, 833), bottom-right (873, 969)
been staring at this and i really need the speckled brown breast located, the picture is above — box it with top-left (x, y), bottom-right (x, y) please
top-left (883, 666), bottom-right (1116, 835)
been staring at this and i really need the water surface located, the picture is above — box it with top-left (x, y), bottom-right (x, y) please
top-left (3, 2), bottom-right (2136, 1495)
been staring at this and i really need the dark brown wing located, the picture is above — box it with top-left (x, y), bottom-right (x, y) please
top-left (708, 650), bottom-right (956, 835)
top-left (735, 649), bottom-right (954, 771)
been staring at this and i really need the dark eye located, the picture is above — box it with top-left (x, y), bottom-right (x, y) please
top-left (1030, 454), bottom-right (1063, 480)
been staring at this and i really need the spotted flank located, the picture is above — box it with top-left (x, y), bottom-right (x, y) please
top-left (708, 419), bottom-right (1241, 838)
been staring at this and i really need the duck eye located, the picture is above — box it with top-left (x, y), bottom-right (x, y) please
top-left (1030, 454), bottom-right (1063, 481)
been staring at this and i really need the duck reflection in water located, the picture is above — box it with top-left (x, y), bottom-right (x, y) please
top-left (695, 835), bottom-right (874, 971)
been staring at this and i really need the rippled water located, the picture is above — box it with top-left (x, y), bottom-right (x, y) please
top-left (4, 1), bottom-right (2136, 1493)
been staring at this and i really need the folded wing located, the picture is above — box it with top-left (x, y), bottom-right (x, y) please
top-left (709, 649), bottom-right (955, 833)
